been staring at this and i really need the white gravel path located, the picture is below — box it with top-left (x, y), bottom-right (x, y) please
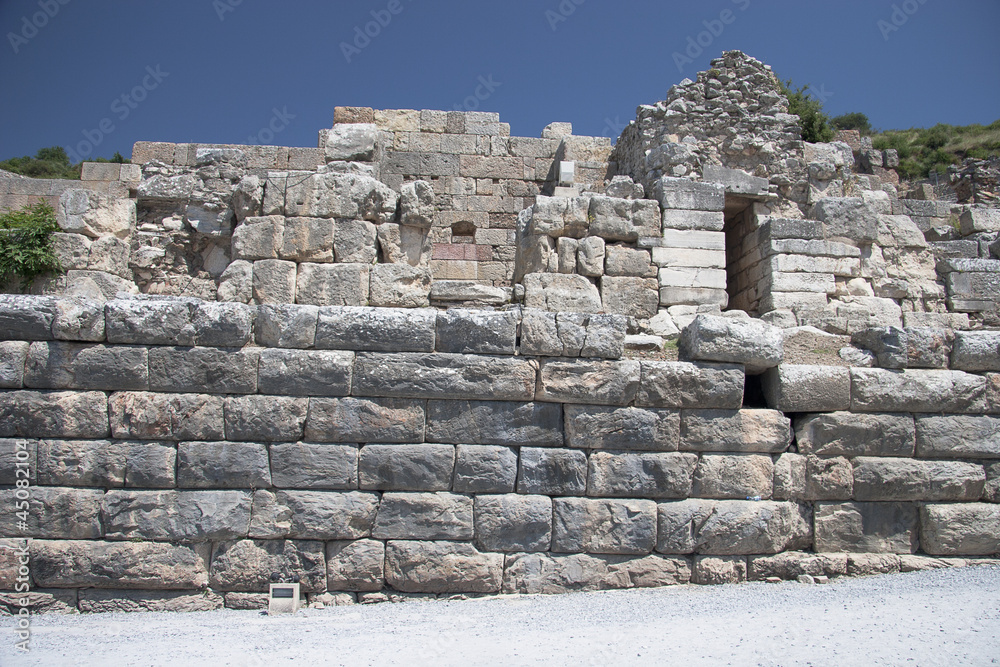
top-left (3, 565), bottom-right (999, 666)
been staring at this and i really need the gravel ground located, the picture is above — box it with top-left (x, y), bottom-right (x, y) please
top-left (3, 566), bottom-right (999, 666)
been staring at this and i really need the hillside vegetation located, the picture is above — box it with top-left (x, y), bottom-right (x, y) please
top-left (0, 146), bottom-right (127, 180)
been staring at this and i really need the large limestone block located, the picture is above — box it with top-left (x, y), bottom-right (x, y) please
top-left (177, 441), bottom-right (271, 488)
top-left (693, 556), bottom-right (747, 584)
top-left (604, 246), bottom-right (652, 277)
top-left (474, 494), bottom-right (552, 552)
top-left (804, 456), bottom-right (853, 500)
top-left (36, 439), bottom-right (124, 487)
top-left (105, 298), bottom-right (253, 347)
top-left (959, 206), bottom-right (1000, 235)
top-left (523, 273), bottom-right (602, 313)
top-left (78, 590), bottom-right (224, 614)
top-left (519, 310), bottom-right (625, 359)
top-left (637, 361), bottom-right (744, 409)
top-left (279, 217), bottom-right (334, 262)
top-left (256, 303), bottom-right (319, 348)
top-left (108, 392), bottom-right (224, 441)
top-left (358, 444), bottom-right (455, 491)
top-left (385, 541), bottom-right (503, 594)
top-left (373, 492), bottom-right (473, 540)
top-left (652, 177), bottom-right (724, 211)
top-left (587, 196), bottom-right (661, 241)
top-left (680, 315), bottom-right (783, 374)
top-left (224, 395), bottom-right (308, 442)
top-left (58, 189), bottom-right (135, 239)
top-left (813, 501), bottom-right (918, 553)
top-left (426, 400), bottom-right (563, 446)
top-left (323, 123), bottom-right (377, 161)
top-left (656, 499), bottom-right (812, 555)
top-left (453, 445), bottom-right (518, 494)
top-left (951, 331), bottom-right (1000, 372)
top-left (257, 349), bottom-right (354, 397)
top-left (326, 539), bottom-right (385, 592)
top-left (0, 487), bottom-right (102, 539)
top-left (762, 365), bottom-right (851, 412)
top-left (304, 397), bottom-right (425, 443)
top-left (30, 540), bottom-right (208, 589)
top-left (587, 451), bottom-right (698, 498)
top-left (920, 504), bottom-right (1000, 555)
top-left (852, 457), bottom-right (985, 501)
top-left (284, 172), bottom-right (398, 223)
top-left (435, 308), bottom-right (519, 355)
top-left (102, 490), bottom-right (251, 540)
top-left (399, 180), bottom-right (435, 228)
top-left (333, 219), bottom-right (377, 263)
top-left (812, 197), bottom-right (878, 243)
top-left (51, 297), bottom-right (106, 342)
top-left (501, 552), bottom-right (691, 594)
top-left (315, 306), bottom-right (436, 352)
top-left (601, 276), bottom-right (659, 319)
top-left (528, 196), bottom-right (591, 238)
top-left (564, 405), bottom-right (679, 451)
top-left (24, 341), bottom-right (148, 391)
top-left (692, 454), bottom-right (774, 499)
top-left (681, 409), bottom-right (791, 453)
top-left (517, 448), bottom-right (587, 495)
top-left (270, 443), bottom-right (358, 490)
top-left (536, 359), bottom-right (640, 406)
top-left (795, 412), bottom-right (915, 457)
top-left (296, 263), bottom-right (369, 307)
top-left (252, 259), bottom-right (296, 304)
top-left (915, 415), bottom-right (1000, 459)
top-left (211, 539), bottom-right (326, 593)
top-left (274, 490), bottom-right (379, 540)
top-left (353, 352), bottom-right (537, 401)
top-left (368, 264), bottom-right (431, 308)
top-left (147, 347), bottom-right (260, 394)
top-left (0, 390), bottom-right (109, 439)
top-left (773, 452), bottom-right (806, 501)
top-left (247, 490), bottom-right (292, 539)
top-left (217, 260), bottom-right (253, 303)
top-left (850, 368), bottom-right (986, 413)
top-left (0, 295), bottom-right (57, 340)
top-left (748, 552), bottom-right (848, 581)
top-left (552, 498), bottom-right (658, 555)
top-left (231, 216), bottom-right (283, 260)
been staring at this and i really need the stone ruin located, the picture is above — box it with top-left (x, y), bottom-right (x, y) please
top-left (0, 51), bottom-right (998, 613)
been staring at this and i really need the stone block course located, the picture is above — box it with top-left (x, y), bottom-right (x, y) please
top-left (435, 308), bottom-right (519, 355)
top-left (427, 400), bottom-right (562, 446)
top-left (920, 504), bottom-right (1000, 556)
top-left (795, 412), bottom-right (915, 458)
top-left (315, 306), bottom-right (436, 352)
top-left (273, 490), bottom-right (380, 540)
top-left (762, 365), bottom-right (850, 412)
top-left (0, 390), bottom-right (109, 439)
top-left (565, 405), bottom-right (679, 451)
top-left (385, 540), bottom-right (503, 594)
top-left (587, 451), bottom-right (698, 498)
top-left (517, 448), bottom-right (588, 496)
top-left (257, 349), bottom-right (354, 396)
top-left (850, 368), bottom-right (986, 414)
top-left (0, 487), bottom-right (103, 539)
top-left (552, 498), bottom-right (658, 555)
top-left (373, 492), bottom-right (473, 540)
top-left (30, 540), bottom-right (208, 589)
top-left (637, 362), bottom-right (744, 409)
top-left (102, 489), bottom-right (251, 541)
top-left (353, 352), bottom-right (536, 401)
top-left (358, 444), bottom-right (455, 491)
top-left (270, 443), bottom-right (358, 490)
top-left (453, 445), bottom-right (518, 494)
top-left (681, 409), bottom-right (790, 453)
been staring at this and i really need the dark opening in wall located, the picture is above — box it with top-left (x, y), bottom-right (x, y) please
top-left (723, 197), bottom-right (756, 314)
top-left (742, 373), bottom-right (768, 408)
top-left (451, 221), bottom-right (476, 243)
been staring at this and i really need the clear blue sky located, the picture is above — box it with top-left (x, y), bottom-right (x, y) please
top-left (2, 0), bottom-right (998, 163)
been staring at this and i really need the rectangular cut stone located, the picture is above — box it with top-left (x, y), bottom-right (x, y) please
top-left (270, 443), bottom-right (358, 490)
top-left (656, 499), bottom-right (812, 555)
top-left (766, 239), bottom-right (861, 258)
top-left (178, 441), bottom-right (271, 488)
top-left (850, 368), bottom-right (986, 413)
top-left (852, 457), bottom-right (985, 501)
top-left (30, 540), bottom-right (208, 589)
top-left (769, 254), bottom-right (860, 277)
top-left (587, 451), bottom-right (698, 498)
top-left (105, 299), bottom-right (254, 347)
top-left (658, 267), bottom-right (727, 289)
top-left (275, 490), bottom-right (380, 540)
top-left (915, 415), bottom-right (1000, 459)
top-left (109, 392), bottom-right (224, 441)
top-left (305, 397), bottom-right (425, 443)
top-left (764, 271), bottom-right (835, 294)
top-left (385, 541), bottom-right (503, 594)
top-left (296, 263), bottom-right (369, 307)
top-left (679, 315), bottom-right (783, 374)
top-left (814, 502), bottom-right (918, 553)
top-left (950, 331), bottom-right (1000, 372)
top-left (211, 539), bottom-right (327, 593)
top-left (681, 409), bottom-right (791, 453)
top-left (426, 400), bottom-right (563, 446)
top-left (373, 492), bottom-right (473, 540)
top-left (326, 539), bottom-right (384, 592)
top-left (359, 444), bottom-right (455, 491)
top-left (474, 494), bottom-right (552, 553)
top-left (353, 352), bottom-right (537, 401)
top-left (692, 454), bottom-right (774, 499)
top-left (24, 342), bottom-right (148, 391)
top-left (795, 412), bottom-right (915, 457)
top-left (0, 487), bottom-right (103, 539)
top-left (920, 504), bottom-right (1000, 556)
top-left (637, 362), bottom-right (744, 409)
top-left (653, 177), bottom-right (725, 211)
top-left (502, 552), bottom-right (691, 594)
top-left (0, 438), bottom-right (35, 485)
top-left (453, 445), bottom-right (517, 494)
top-left (656, 229), bottom-right (725, 250)
top-left (659, 287), bottom-right (729, 308)
top-left (536, 359), bottom-right (640, 406)
top-left (651, 247), bottom-right (726, 269)
top-left (0, 295), bottom-right (56, 340)
top-left (0, 341), bottom-right (29, 388)
top-left (255, 304), bottom-right (318, 349)
top-left (102, 490), bottom-right (251, 540)
top-left (148, 347), bottom-right (260, 394)
top-left (37, 439), bottom-right (125, 487)
top-left (435, 309), bottom-right (519, 355)
top-left (517, 448), bottom-right (587, 495)
top-left (565, 405), bottom-right (679, 451)
top-left (748, 552), bottom-right (847, 581)
top-left (661, 209), bottom-right (725, 231)
top-left (762, 365), bottom-right (851, 412)
top-left (224, 395), bottom-right (308, 442)
top-left (77, 590), bottom-right (224, 614)
top-left (1, 390), bottom-right (109, 438)
top-left (552, 498), bottom-right (658, 555)
top-left (315, 307), bottom-right (436, 352)
top-left (257, 349), bottom-right (354, 396)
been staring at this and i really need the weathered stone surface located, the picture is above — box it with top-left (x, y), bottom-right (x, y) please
top-left (400, 180), bottom-right (435, 228)
top-left (284, 172), bottom-right (398, 223)
top-left (517, 448), bottom-right (587, 495)
top-left (1, 390), bottom-right (108, 438)
top-left (296, 263), bottom-right (369, 307)
top-left (37, 439), bottom-right (125, 487)
top-left (256, 304), bottom-right (318, 348)
top-left (52, 298), bottom-right (105, 342)
top-left (553, 498), bottom-right (657, 555)
top-left (257, 349), bottom-right (354, 397)
top-left (502, 553), bottom-right (691, 594)
top-left (523, 273), bottom-right (602, 313)
top-left (519, 310), bottom-right (626, 359)
top-left (270, 443), bottom-right (358, 490)
top-left (565, 405), bottom-right (679, 451)
top-left (0, 341), bottom-right (28, 388)
top-left (920, 504), bottom-right (1000, 555)
top-left (0, 295), bottom-right (56, 340)
top-left (224, 395), bottom-right (308, 443)
top-left (656, 500), bottom-right (812, 555)
top-left (984, 462), bottom-right (1000, 503)
top-left (905, 327), bottom-right (953, 369)
top-left (247, 490), bottom-right (292, 539)
top-left (588, 197), bottom-right (661, 241)
top-left (326, 539), bottom-right (384, 592)
top-left (692, 556), bottom-right (746, 584)
top-left (681, 409), bottom-right (791, 453)
top-left (0, 438), bottom-right (35, 485)
top-left (604, 246), bottom-right (652, 277)
top-left (358, 444), bottom-right (455, 491)
top-left (105, 299), bottom-right (254, 347)
top-left (0, 487), bottom-right (102, 538)
top-left (536, 359), bottom-right (640, 406)
top-left (24, 341), bottom-right (148, 391)
top-left (795, 412), bottom-right (915, 457)
top-left (122, 441), bottom-right (177, 488)
top-left (334, 219), bottom-right (377, 264)
top-left (353, 352), bottom-right (536, 401)
top-left (316, 306), bottom-right (436, 352)
top-left (587, 451), bottom-right (698, 498)
top-left (853, 457), bottom-right (985, 501)
top-left (109, 392), bottom-right (224, 441)
top-left (762, 365), bottom-right (851, 412)
top-left (453, 445), bottom-right (517, 494)
top-left (232, 216), bottom-right (282, 260)
top-left (211, 539), bottom-right (326, 592)
top-left (692, 454), bottom-right (774, 499)
top-left (814, 502), bottom-right (918, 553)
top-left (427, 400), bottom-right (562, 446)
top-left (637, 361), bottom-right (744, 409)
top-left (851, 368), bottom-right (986, 413)
top-left (385, 541), bottom-right (503, 594)
top-left (812, 197), bottom-right (878, 242)
top-left (959, 206), bottom-right (1000, 235)
top-left (435, 308), bottom-right (519, 355)
top-left (324, 123), bottom-right (377, 161)
top-left (0, 589), bottom-right (77, 615)
top-left (275, 491), bottom-right (380, 540)
top-left (373, 492), bottom-right (473, 540)
top-left (748, 552), bottom-right (847, 581)
top-left (102, 490), bottom-right (251, 540)
top-left (369, 264), bottom-right (431, 308)
top-left (680, 315), bottom-right (783, 374)
top-left (474, 494), bottom-right (552, 552)
top-left (601, 276), bottom-right (659, 319)
top-left (915, 415), bottom-right (1000, 459)
top-left (951, 331), bottom-right (1000, 372)
top-left (30, 540), bottom-right (208, 589)
top-left (279, 216), bottom-right (334, 262)
top-left (252, 258), bottom-right (297, 304)
top-left (804, 456), bottom-right (853, 500)
top-left (78, 589), bottom-right (224, 613)
top-left (148, 347), bottom-right (260, 394)
top-left (652, 177), bottom-right (725, 211)
top-left (773, 453), bottom-right (806, 501)
top-left (851, 327), bottom-right (908, 369)
top-left (217, 260), bottom-right (253, 303)
top-left (59, 189), bottom-right (135, 239)
top-left (429, 281), bottom-right (508, 307)
top-left (177, 441), bottom-right (271, 489)
top-left (847, 553), bottom-right (901, 577)
top-left (305, 396), bottom-right (425, 443)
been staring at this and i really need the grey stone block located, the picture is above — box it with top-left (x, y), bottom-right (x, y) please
top-left (334, 219), bottom-right (377, 264)
top-left (24, 341), bottom-right (148, 391)
top-left (385, 540), bottom-right (503, 594)
top-left (0, 487), bottom-right (103, 539)
top-left (426, 400), bottom-right (563, 446)
top-left (692, 556), bottom-right (747, 584)
top-left (565, 405), bottom-right (679, 451)
top-left (794, 412), bottom-right (915, 457)
top-left (772, 453), bottom-right (806, 501)
top-left (326, 539), bottom-right (385, 592)
top-left (368, 264), bottom-right (431, 308)
top-left (353, 352), bottom-right (536, 401)
top-left (373, 492), bottom-right (473, 540)
top-left (296, 263), bottom-right (369, 307)
top-left (522, 273), bottom-right (602, 313)
top-left (52, 297), bottom-right (105, 342)
top-left (279, 216), bottom-right (334, 262)
top-left (177, 441), bottom-right (271, 489)
top-left (652, 177), bottom-right (724, 211)
top-left (604, 247), bottom-right (652, 277)
top-left (853, 457), bottom-right (985, 501)
top-left (225, 394), bottom-right (308, 442)
top-left (762, 364), bottom-right (851, 412)
top-left (358, 444), bottom-right (455, 491)
top-left (148, 347), bottom-right (260, 394)
top-left (951, 331), bottom-right (1000, 372)
top-left (105, 299), bottom-right (253, 347)
top-left (517, 448), bottom-right (587, 496)
top-left (748, 552), bottom-right (847, 581)
top-left (587, 451), bottom-right (698, 498)
top-left (257, 349), bottom-right (354, 396)
top-left (812, 197), bottom-right (878, 243)
top-left (501, 552), bottom-right (691, 594)
top-left (0, 390), bottom-right (109, 438)
top-left (804, 455), bottom-right (853, 500)
top-left (680, 315), bottom-right (783, 374)
top-left (255, 304), bottom-right (318, 348)
top-left (519, 310), bottom-right (626, 359)
top-left (637, 361), bottom-right (744, 409)
top-left (0, 295), bottom-right (56, 340)
top-left (692, 454), bottom-right (774, 499)
top-left (435, 308), bottom-right (519, 355)
top-left (274, 490), bottom-right (380, 540)
top-left (77, 590), bottom-right (224, 614)
top-left (851, 327), bottom-right (908, 369)
top-left (30, 540), bottom-right (208, 589)
top-left (915, 415), bottom-right (1000, 459)
top-left (0, 438), bottom-right (35, 484)
top-left (681, 409), bottom-right (790, 453)
top-left (850, 368), bottom-right (986, 413)
top-left (904, 327), bottom-right (953, 369)
top-left (252, 258), bottom-right (297, 304)
top-left (108, 392), bottom-right (224, 441)
top-left (211, 539), bottom-right (327, 593)
top-left (123, 441), bottom-right (176, 488)
top-left (552, 498), bottom-right (657, 555)
top-left (474, 494), bottom-right (552, 552)
top-left (453, 445), bottom-right (518, 494)
top-left (814, 501), bottom-right (918, 553)
top-left (656, 499), bottom-right (812, 555)
top-left (102, 489), bottom-right (251, 540)
top-left (37, 439), bottom-right (125, 487)
top-left (305, 396), bottom-right (424, 443)
top-left (270, 443), bottom-right (358, 490)
top-left (920, 504), bottom-right (1000, 556)
top-left (315, 306), bottom-right (436, 352)
top-left (0, 341), bottom-right (28, 388)
top-left (600, 276), bottom-right (659, 319)
top-left (536, 359), bottom-right (640, 406)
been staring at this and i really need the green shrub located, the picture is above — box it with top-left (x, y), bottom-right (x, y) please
top-left (0, 202), bottom-right (64, 289)
top-left (831, 112), bottom-right (873, 135)
top-left (779, 79), bottom-right (834, 143)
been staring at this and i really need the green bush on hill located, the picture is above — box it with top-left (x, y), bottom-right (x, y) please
top-left (0, 201), bottom-right (64, 290)
top-left (0, 146), bottom-right (127, 180)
